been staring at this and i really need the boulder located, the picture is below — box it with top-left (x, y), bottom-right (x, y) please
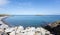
top-left (44, 20), bottom-right (60, 35)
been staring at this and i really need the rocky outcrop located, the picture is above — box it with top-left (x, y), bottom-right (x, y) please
top-left (5, 26), bottom-right (53, 35)
top-left (44, 21), bottom-right (60, 35)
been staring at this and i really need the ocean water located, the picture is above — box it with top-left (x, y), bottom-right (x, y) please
top-left (4, 15), bottom-right (60, 27)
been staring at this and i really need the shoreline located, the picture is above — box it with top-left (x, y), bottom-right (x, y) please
top-left (1, 16), bottom-right (60, 35)
top-left (0, 16), bottom-right (11, 27)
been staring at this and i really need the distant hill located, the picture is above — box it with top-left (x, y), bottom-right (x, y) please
top-left (35, 14), bottom-right (44, 16)
top-left (0, 14), bottom-right (10, 17)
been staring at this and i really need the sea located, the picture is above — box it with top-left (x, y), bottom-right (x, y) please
top-left (4, 15), bottom-right (60, 28)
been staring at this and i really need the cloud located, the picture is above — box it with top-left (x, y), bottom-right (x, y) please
top-left (0, 0), bottom-right (10, 6)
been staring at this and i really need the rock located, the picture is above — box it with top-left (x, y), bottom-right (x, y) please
top-left (48, 21), bottom-right (60, 28)
top-left (44, 20), bottom-right (60, 35)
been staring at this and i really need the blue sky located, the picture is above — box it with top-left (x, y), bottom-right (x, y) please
top-left (0, 0), bottom-right (60, 15)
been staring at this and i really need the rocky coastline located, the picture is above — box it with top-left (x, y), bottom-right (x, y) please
top-left (1, 16), bottom-right (11, 27)
top-left (0, 16), bottom-right (53, 35)
top-left (44, 20), bottom-right (60, 35)
top-left (0, 16), bottom-right (60, 35)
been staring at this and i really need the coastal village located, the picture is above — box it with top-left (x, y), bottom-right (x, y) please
top-left (0, 16), bottom-right (53, 35)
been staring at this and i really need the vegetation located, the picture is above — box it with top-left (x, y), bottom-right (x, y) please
top-left (0, 14), bottom-right (9, 17)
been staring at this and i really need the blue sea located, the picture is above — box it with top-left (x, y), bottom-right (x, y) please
top-left (4, 15), bottom-right (60, 27)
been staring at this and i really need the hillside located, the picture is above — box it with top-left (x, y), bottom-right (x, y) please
top-left (0, 14), bottom-right (9, 17)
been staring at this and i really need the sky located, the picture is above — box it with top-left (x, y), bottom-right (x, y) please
top-left (0, 0), bottom-right (60, 15)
